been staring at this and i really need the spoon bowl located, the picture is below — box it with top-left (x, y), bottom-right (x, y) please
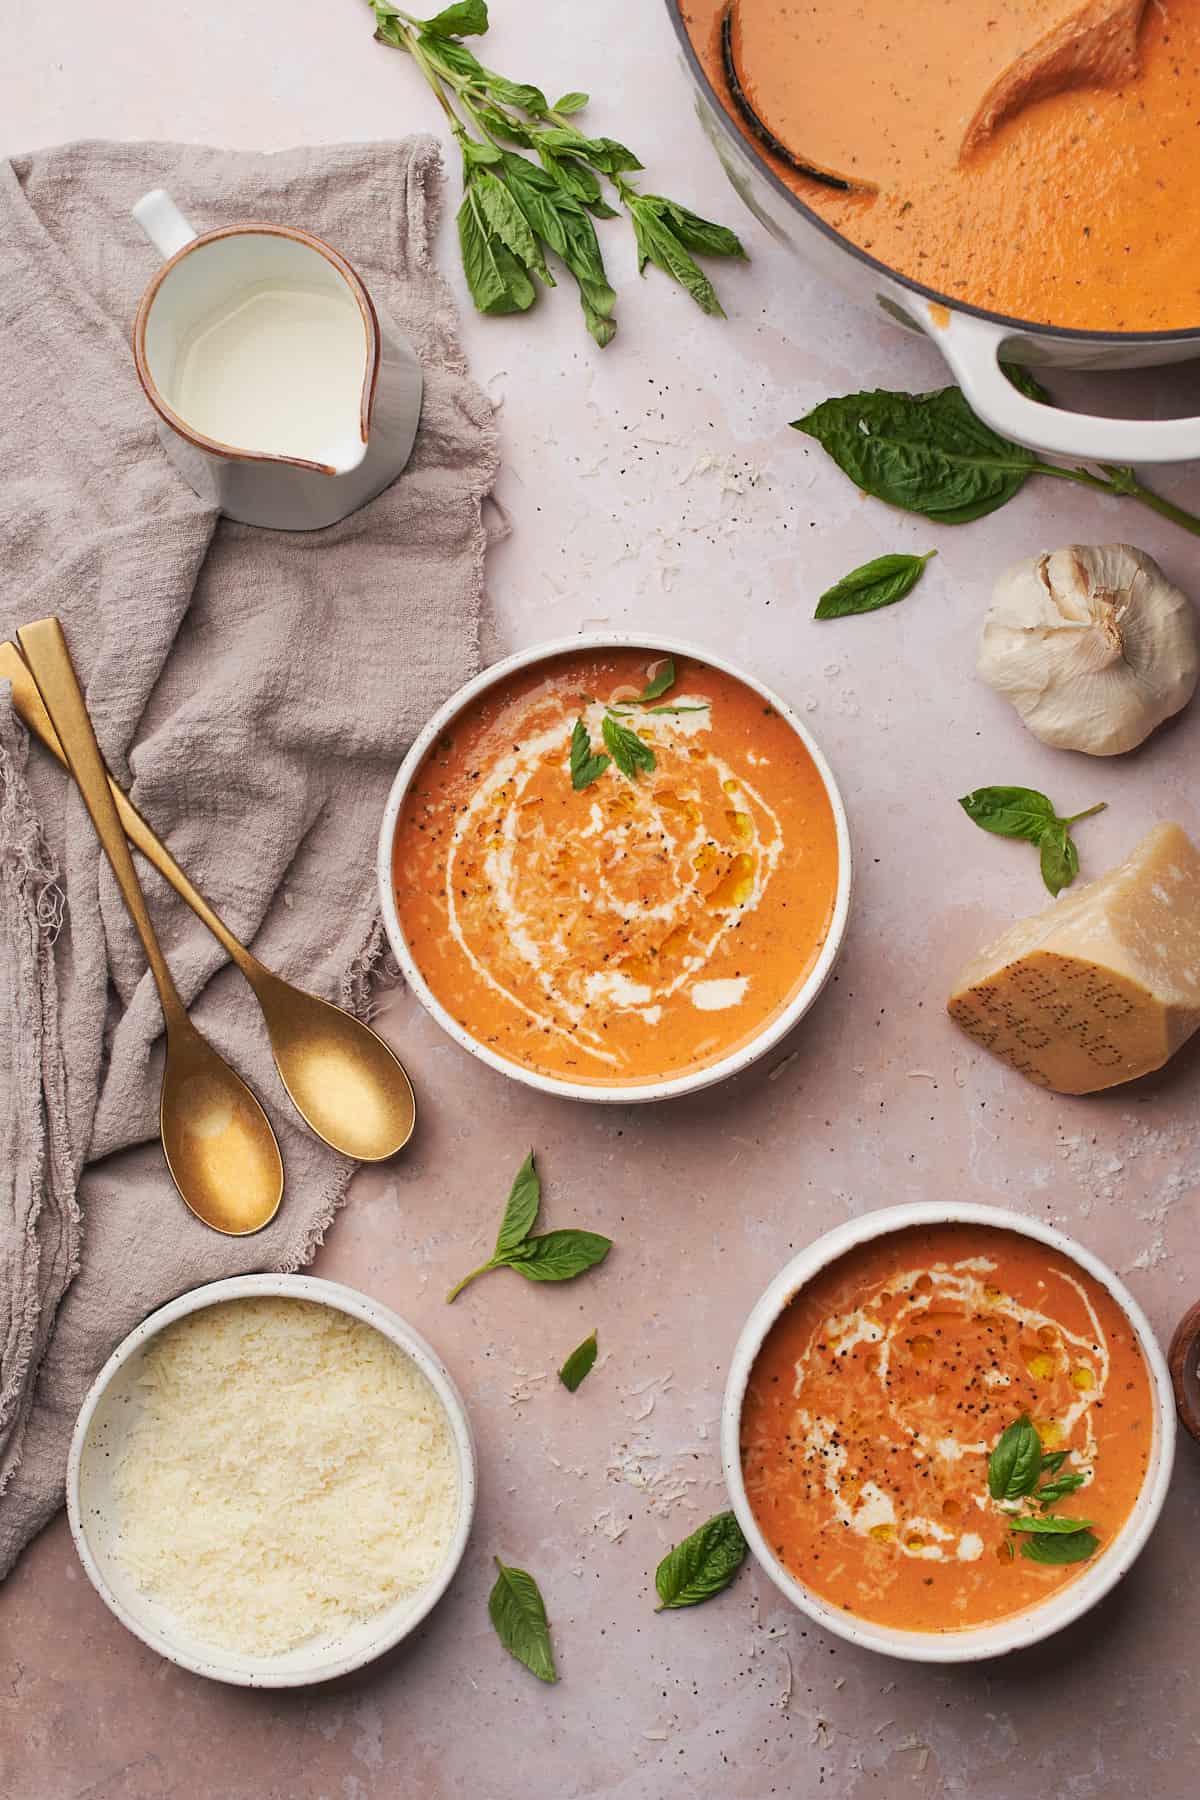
top-left (250, 968), bottom-right (415, 1162)
top-left (17, 618), bottom-right (284, 1236)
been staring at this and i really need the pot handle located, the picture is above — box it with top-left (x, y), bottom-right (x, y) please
top-left (132, 188), bottom-right (198, 261)
top-left (932, 308), bottom-right (1200, 466)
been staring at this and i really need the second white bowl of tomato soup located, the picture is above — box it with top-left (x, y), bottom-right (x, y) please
top-left (378, 635), bottom-right (851, 1101)
top-left (723, 1205), bottom-right (1175, 1662)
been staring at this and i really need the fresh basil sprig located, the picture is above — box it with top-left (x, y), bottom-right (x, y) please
top-left (791, 375), bottom-right (1200, 539)
top-left (369, 2), bottom-right (747, 343)
top-left (815, 550), bottom-right (936, 620)
top-left (958, 786), bottom-right (1106, 897)
top-left (488, 1557), bottom-right (558, 1682)
top-left (558, 1330), bottom-right (598, 1393)
top-left (654, 1511), bottom-right (748, 1611)
top-left (986, 1414), bottom-right (1100, 1567)
top-left (446, 1151), bottom-right (612, 1301)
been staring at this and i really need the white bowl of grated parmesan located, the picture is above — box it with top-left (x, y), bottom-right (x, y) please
top-left (67, 1274), bottom-right (476, 1686)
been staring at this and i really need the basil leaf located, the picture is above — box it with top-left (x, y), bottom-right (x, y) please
top-left (1040, 1450), bottom-right (1069, 1476)
top-left (537, 146), bottom-right (605, 208)
top-left (815, 550), bottom-right (935, 620)
top-left (558, 1330), bottom-right (598, 1392)
top-left (602, 713), bottom-right (656, 780)
top-left (1019, 1529), bottom-right (1100, 1566)
top-left (501, 156), bottom-right (616, 347)
top-left (506, 1229), bottom-right (612, 1282)
top-left (792, 386), bottom-right (1035, 525)
top-left (987, 1415), bottom-right (1043, 1501)
top-left (570, 717), bottom-right (611, 790)
top-left (959, 786), bottom-right (1057, 844)
top-left (470, 168), bottom-right (552, 284)
top-left (1040, 820), bottom-right (1079, 897)
top-left (1009, 1513), bottom-right (1096, 1535)
top-left (660, 199), bottom-right (747, 261)
top-left (553, 91), bottom-right (589, 114)
top-left (419, 0), bottom-right (489, 36)
top-left (488, 76), bottom-right (548, 114)
top-left (488, 1558), bottom-right (558, 1682)
top-left (655, 1511), bottom-right (748, 1610)
top-left (639, 657), bottom-right (676, 701)
top-left (418, 31), bottom-right (486, 78)
top-left (494, 1150), bottom-right (541, 1256)
top-left (462, 139), bottom-right (503, 168)
top-left (1003, 361), bottom-right (1052, 404)
top-left (1037, 1472), bottom-right (1087, 1506)
top-left (589, 137), bottom-right (644, 176)
top-left (629, 198), bottom-right (724, 317)
top-left (457, 191), bottom-right (536, 315)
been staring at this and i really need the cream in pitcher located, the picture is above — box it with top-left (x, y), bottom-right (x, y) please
top-left (131, 189), bottom-right (423, 530)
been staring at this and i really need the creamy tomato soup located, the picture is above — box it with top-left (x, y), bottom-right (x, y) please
top-left (391, 649), bottom-right (839, 1087)
top-left (741, 1224), bottom-right (1153, 1633)
top-left (680, 0), bottom-right (1200, 331)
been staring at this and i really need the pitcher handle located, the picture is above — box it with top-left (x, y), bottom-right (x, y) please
top-left (132, 189), bottom-right (198, 261)
top-left (931, 309), bottom-right (1200, 467)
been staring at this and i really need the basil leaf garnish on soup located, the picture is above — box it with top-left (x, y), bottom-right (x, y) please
top-left (601, 713), bottom-right (656, 780)
top-left (1019, 1529), bottom-right (1100, 1567)
top-left (987, 1414), bottom-right (1043, 1501)
top-left (570, 716), bottom-right (610, 791)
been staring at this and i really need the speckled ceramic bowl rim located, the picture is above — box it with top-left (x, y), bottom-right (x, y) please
top-left (721, 1202), bottom-right (1176, 1663)
top-left (66, 1274), bottom-right (478, 1688)
top-left (376, 631), bottom-right (853, 1103)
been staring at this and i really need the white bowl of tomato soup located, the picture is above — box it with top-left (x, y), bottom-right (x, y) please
top-left (377, 634), bottom-right (851, 1103)
top-left (722, 1204), bottom-right (1176, 1662)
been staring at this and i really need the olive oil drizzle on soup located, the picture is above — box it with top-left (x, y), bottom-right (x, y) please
top-left (681, 0), bottom-right (1200, 332)
top-left (740, 1225), bottom-right (1153, 1633)
top-left (391, 651), bottom-right (839, 1086)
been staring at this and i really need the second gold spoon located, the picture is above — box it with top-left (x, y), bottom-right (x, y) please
top-left (1, 639), bottom-right (415, 1163)
top-left (17, 619), bottom-right (283, 1236)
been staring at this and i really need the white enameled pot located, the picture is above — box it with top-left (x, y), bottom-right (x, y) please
top-left (131, 190), bottom-right (423, 530)
top-left (67, 1274), bottom-right (477, 1688)
top-left (377, 632), bottom-right (852, 1104)
top-left (721, 1203), bottom-right (1176, 1664)
top-left (666, 3), bottom-right (1200, 465)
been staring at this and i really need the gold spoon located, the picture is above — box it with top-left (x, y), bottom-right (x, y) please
top-left (1, 638), bottom-right (415, 1163)
top-left (16, 618), bottom-right (284, 1236)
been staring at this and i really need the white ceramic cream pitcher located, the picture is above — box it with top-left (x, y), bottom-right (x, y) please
top-left (131, 189), bottom-right (423, 531)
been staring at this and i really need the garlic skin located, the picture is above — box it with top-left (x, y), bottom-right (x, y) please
top-left (978, 544), bottom-right (1200, 756)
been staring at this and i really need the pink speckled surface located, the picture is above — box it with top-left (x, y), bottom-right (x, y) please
top-left (3, 4), bottom-right (1200, 1797)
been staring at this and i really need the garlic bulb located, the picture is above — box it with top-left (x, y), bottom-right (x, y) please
top-left (978, 544), bottom-right (1200, 756)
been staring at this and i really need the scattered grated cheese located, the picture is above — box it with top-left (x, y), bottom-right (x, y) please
top-left (114, 1298), bottom-right (459, 1657)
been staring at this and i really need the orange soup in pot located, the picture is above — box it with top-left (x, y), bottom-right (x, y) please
top-left (391, 649), bottom-right (840, 1087)
top-left (740, 1223), bottom-right (1154, 1633)
top-left (680, 0), bottom-right (1200, 332)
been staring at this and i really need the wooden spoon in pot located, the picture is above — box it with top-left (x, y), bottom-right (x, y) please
top-left (16, 618), bottom-right (284, 1236)
top-left (1, 638), bottom-right (416, 1165)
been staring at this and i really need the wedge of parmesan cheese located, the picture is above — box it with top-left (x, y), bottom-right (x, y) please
top-left (114, 1298), bottom-right (459, 1657)
top-left (947, 821), bottom-right (1200, 1094)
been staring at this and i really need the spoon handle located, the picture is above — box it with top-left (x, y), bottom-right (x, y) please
top-left (17, 619), bottom-right (188, 1028)
top-left (0, 639), bottom-right (259, 982)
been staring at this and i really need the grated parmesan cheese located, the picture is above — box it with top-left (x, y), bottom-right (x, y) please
top-left (114, 1298), bottom-right (459, 1657)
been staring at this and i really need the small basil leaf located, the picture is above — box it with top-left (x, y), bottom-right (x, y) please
top-left (629, 199), bottom-right (724, 316)
top-left (987, 1415), bottom-right (1043, 1501)
top-left (959, 786), bottom-right (1057, 844)
top-left (418, 0), bottom-right (489, 37)
top-left (1040, 820), bottom-right (1079, 897)
top-left (506, 1229), bottom-right (612, 1282)
top-left (602, 713), bottom-right (656, 780)
top-left (488, 1558), bottom-right (558, 1682)
top-left (815, 550), bottom-right (935, 620)
top-left (639, 657), bottom-right (676, 700)
top-left (488, 75), bottom-right (548, 114)
top-left (553, 91), bottom-right (589, 115)
top-left (1040, 1450), bottom-right (1069, 1476)
top-left (417, 32), bottom-right (485, 78)
top-left (660, 199), bottom-right (747, 260)
top-left (655, 1512), bottom-right (748, 1610)
top-left (558, 1330), bottom-right (598, 1392)
top-left (1019, 1528), bottom-right (1100, 1566)
top-left (570, 717), bottom-right (610, 790)
top-left (493, 1150), bottom-right (541, 1256)
top-left (1036, 1472), bottom-right (1088, 1506)
top-left (1009, 1513), bottom-right (1096, 1535)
